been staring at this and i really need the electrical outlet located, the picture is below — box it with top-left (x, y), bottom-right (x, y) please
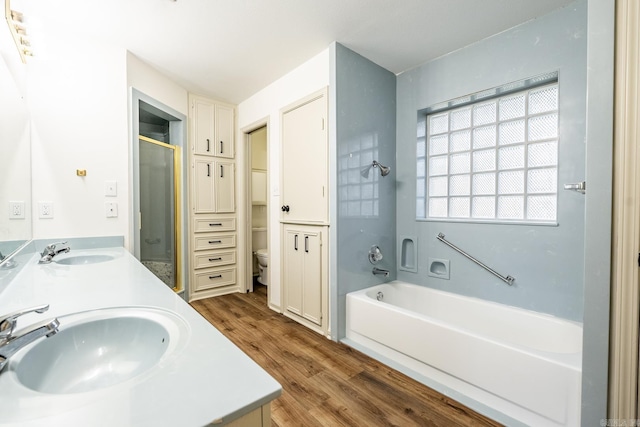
top-left (38, 202), bottom-right (54, 219)
top-left (9, 201), bottom-right (25, 219)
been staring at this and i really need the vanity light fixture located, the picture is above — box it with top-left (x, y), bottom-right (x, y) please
top-left (4, 0), bottom-right (32, 63)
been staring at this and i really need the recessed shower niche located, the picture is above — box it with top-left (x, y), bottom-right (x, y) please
top-left (399, 236), bottom-right (417, 273)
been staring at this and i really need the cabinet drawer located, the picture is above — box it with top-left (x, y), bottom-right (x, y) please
top-left (193, 250), bottom-right (236, 269)
top-left (193, 234), bottom-right (236, 251)
top-left (194, 267), bottom-right (236, 291)
top-left (193, 217), bottom-right (236, 233)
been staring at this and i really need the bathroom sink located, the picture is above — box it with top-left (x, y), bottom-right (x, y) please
top-left (54, 254), bottom-right (114, 265)
top-left (10, 307), bottom-right (189, 394)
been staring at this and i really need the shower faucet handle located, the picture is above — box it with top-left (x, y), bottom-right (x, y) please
top-left (368, 245), bottom-right (383, 264)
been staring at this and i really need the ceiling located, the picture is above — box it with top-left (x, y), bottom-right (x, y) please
top-left (16, 0), bottom-right (574, 104)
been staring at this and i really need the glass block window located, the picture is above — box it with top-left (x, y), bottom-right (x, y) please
top-left (418, 82), bottom-right (559, 223)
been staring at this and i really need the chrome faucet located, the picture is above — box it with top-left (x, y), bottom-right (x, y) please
top-left (0, 304), bottom-right (60, 371)
top-left (372, 267), bottom-right (390, 277)
top-left (38, 241), bottom-right (70, 264)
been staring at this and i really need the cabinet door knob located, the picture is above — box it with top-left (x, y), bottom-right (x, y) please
top-left (281, 205), bottom-right (290, 212)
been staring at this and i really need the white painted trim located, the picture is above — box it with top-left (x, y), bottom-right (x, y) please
top-left (610, 0), bottom-right (640, 419)
top-left (240, 117), bottom-right (271, 304)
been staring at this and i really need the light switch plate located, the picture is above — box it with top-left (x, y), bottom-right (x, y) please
top-left (105, 181), bottom-right (117, 197)
top-left (105, 202), bottom-right (118, 218)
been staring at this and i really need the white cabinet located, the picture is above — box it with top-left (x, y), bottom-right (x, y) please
top-left (192, 159), bottom-right (235, 214)
top-left (215, 160), bottom-right (235, 213)
top-left (226, 404), bottom-right (271, 427)
top-left (193, 98), bottom-right (234, 158)
top-left (280, 89), bottom-right (329, 335)
top-left (189, 215), bottom-right (238, 300)
top-left (281, 91), bottom-right (328, 224)
top-left (282, 224), bottom-right (325, 331)
top-left (189, 94), bottom-right (237, 302)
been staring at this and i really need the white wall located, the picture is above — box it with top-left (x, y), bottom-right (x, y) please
top-left (237, 48), bottom-right (330, 308)
top-left (0, 44), bottom-right (30, 245)
top-left (29, 38), bottom-right (130, 247)
top-left (28, 41), bottom-right (188, 252)
top-left (127, 52), bottom-right (189, 117)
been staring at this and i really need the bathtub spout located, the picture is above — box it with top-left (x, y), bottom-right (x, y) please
top-left (372, 267), bottom-right (389, 277)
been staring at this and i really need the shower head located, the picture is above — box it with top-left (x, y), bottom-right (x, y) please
top-left (377, 162), bottom-right (391, 177)
top-left (361, 160), bottom-right (391, 178)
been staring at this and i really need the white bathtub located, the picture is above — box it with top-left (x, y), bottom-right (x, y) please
top-left (345, 281), bottom-right (582, 427)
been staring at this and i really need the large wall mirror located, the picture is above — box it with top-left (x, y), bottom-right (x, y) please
top-left (0, 50), bottom-right (31, 264)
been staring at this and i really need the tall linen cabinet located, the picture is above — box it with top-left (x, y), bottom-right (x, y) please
top-left (280, 88), bottom-right (329, 336)
top-left (188, 94), bottom-right (238, 302)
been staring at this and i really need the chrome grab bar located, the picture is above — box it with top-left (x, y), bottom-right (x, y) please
top-left (436, 233), bottom-right (515, 286)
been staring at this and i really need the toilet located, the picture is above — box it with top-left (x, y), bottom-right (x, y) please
top-left (252, 228), bottom-right (268, 286)
top-left (255, 249), bottom-right (268, 286)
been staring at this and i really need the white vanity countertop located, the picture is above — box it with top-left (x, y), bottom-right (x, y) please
top-left (0, 247), bottom-right (281, 426)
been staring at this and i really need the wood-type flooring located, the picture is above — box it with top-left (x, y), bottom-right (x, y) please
top-left (191, 284), bottom-right (503, 427)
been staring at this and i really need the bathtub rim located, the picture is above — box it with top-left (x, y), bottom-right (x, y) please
top-left (350, 281), bottom-right (584, 365)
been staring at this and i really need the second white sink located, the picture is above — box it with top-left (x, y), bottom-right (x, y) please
top-left (54, 254), bottom-right (115, 265)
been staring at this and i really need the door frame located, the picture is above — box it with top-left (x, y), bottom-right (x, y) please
top-left (129, 88), bottom-right (188, 297)
top-left (241, 117), bottom-right (270, 300)
top-left (609, 0), bottom-right (640, 419)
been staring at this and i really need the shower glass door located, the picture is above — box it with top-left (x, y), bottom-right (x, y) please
top-left (138, 135), bottom-right (181, 291)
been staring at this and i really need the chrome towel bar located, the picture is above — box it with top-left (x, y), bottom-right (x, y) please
top-left (436, 233), bottom-right (515, 286)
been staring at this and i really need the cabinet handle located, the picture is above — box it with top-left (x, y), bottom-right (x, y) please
top-left (207, 164), bottom-right (210, 177)
top-left (209, 257), bottom-right (222, 261)
top-left (208, 240), bottom-right (222, 244)
top-left (305, 236), bottom-right (309, 253)
top-left (209, 223), bottom-right (222, 226)
top-left (209, 274), bottom-right (222, 279)
top-left (220, 165), bottom-right (224, 178)
top-left (294, 234), bottom-right (298, 251)
top-left (281, 205), bottom-right (290, 212)
top-left (206, 139), bottom-right (210, 152)
top-left (220, 140), bottom-right (224, 154)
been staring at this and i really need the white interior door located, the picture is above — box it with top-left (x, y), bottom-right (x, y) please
top-left (281, 93), bottom-right (327, 223)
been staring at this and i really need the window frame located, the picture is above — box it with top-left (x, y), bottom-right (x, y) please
top-left (416, 72), bottom-right (560, 226)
